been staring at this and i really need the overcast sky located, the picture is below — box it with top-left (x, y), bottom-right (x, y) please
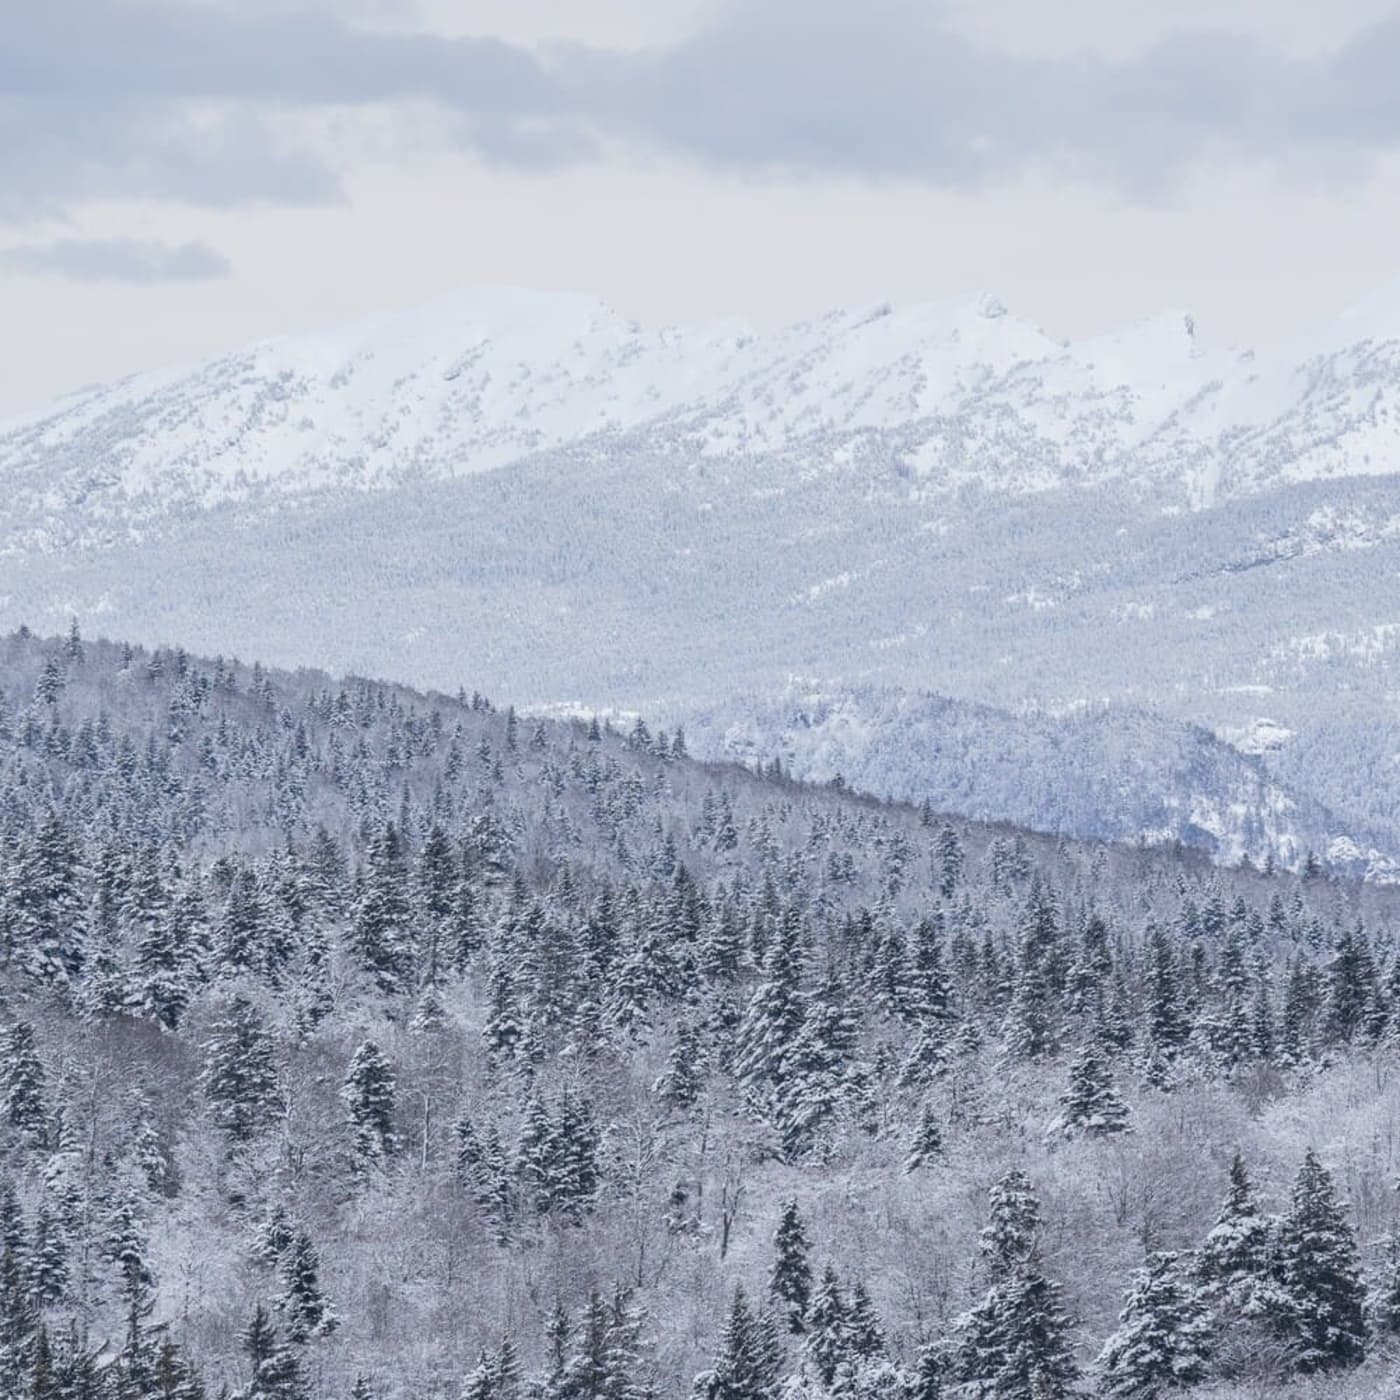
top-left (4, 0), bottom-right (1400, 415)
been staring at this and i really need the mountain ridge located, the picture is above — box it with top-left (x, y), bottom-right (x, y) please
top-left (9, 281), bottom-right (1400, 556)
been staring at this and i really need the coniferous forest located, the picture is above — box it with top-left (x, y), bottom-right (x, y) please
top-left (4, 626), bottom-right (1400, 1398)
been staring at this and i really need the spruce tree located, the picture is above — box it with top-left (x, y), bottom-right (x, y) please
top-left (1, 1023), bottom-right (49, 1142)
top-left (341, 1040), bottom-right (398, 1168)
top-left (1373, 1227), bottom-right (1400, 1336)
top-left (954, 1172), bottom-right (1079, 1399)
top-left (769, 1200), bottom-right (813, 1334)
top-left (846, 1281), bottom-right (886, 1360)
top-left (804, 1266), bottom-right (847, 1387)
top-left (654, 1022), bottom-right (706, 1112)
top-left (1050, 1041), bottom-right (1130, 1138)
top-left (239, 1302), bottom-right (310, 1400)
top-left (0, 1244), bottom-right (36, 1396)
top-left (1195, 1151), bottom-right (1271, 1307)
top-left (1274, 1149), bottom-right (1367, 1371)
top-left (907, 1343), bottom-right (942, 1400)
top-left (698, 1286), bottom-right (779, 1400)
top-left (348, 824), bottom-right (413, 999)
top-left (27, 1205), bottom-right (67, 1307)
top-left (1095, 1251), bottom-right (1211, 1397)
top-left (201, 996), bottom-right (284, 1142)
top-left (277, 1231), bottom-right (337, 1343)
top-left (564, 1290), bottom-right (612, 1400)
top-left (981, 1170), bottom-right (1041, 1281)
top-left (903, 1103), bottom-right (944, 1173)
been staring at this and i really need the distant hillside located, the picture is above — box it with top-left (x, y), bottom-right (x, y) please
top-left (677, 684), bottom-right (1399, 880)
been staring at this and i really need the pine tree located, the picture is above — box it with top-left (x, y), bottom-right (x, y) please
top-left (105, 1196), bottom-right (154, 1309)
top-left (982, 1170), bottom-right (1041, 1281)
top-left (903, 1103), bottom-right (943, 1172)
top-left (201, 995), bottom-right (284, 1142)
top-left (954, 1172), bottom-right (1079, 1399)
top-left (348, 824), bottom-right (413, 998)
top-left (341, 1040), bottom-right (398, 1168)
top-left (804, 1266), bottom-right (847, 1387)
top-left (846, 1281), bottom-right (885, 1360)
top-left (0, 1244), bottom-right (36, 1396)
top-left (552, 1088), bottom-right (600, 1221)
top-left (907, 1343), bottom-right (943, 1400)
top-left (1095, 1251), bottom-right (1211, 1397)
top-left (238, 1303), bottom-right (310, 1400)
top-left (654, 1022), bottom-right (706, 1112)
top-left (604, 1284), bottom-right (653, 1400)
top-left (27, 1205), bottom-right (67, 1307)
top-left (0, 1023), bottom-right (48, 1142)
top-left (698, 1286), bottom-right (779, 1400)
top-left (955, 1254), bottom-right (1079, 1400)
top-left (769, 1200), bottom-right (813, 1334)
top-left (1195, 1151), bottom-right (1271, 1307)
top-left (564, 1290), bottom-right (612, 1400)
top-left (1373, 1227), bottom-right (1400, 1336)
top-left (8, 810), bottom-right (87, 983)
top-left (1273, 1149), bottom-right (1367, 1371)
top-left (516, 1095), bottom-right (557, 1216)
top-left (152, 1333), bottom-right (207, 1400)
top-left (277, 1231), bottom-right (337, 1343)
top-left (1050, 1041), bottom-right (1130, 1138)
top-left (935, 826), bottom-right (963, 899)
top-left (734, 925), bottom-right (805, 1099)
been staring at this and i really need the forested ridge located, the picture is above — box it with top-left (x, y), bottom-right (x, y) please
top-left (1, 626), bottom-right (1400, 1398)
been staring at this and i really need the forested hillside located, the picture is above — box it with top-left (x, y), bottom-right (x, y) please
top-left (2, 626), bottom-right (1400, 1398)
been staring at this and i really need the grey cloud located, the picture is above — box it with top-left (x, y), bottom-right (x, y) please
top-left (552, 0), bottom-right (1400, 193)
top-left (8, 0), bottom-right (1400, 218)
top-left (0, 100), bottom-right (345, 219)
top-left (0, 0), bottom-right (568, 217)
top-left (1, 0), bottom-right (558, 111)
top-left (0, 237), bottom-right (233, 284)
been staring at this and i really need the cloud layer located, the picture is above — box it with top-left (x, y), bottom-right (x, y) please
top-left (6, 0), bottom-right (1400, 221)
top-left (0, 237), bottom-right (233, 284)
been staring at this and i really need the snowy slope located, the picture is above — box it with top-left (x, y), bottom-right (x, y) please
top-left (13, 282), bottom-right (1400, 552)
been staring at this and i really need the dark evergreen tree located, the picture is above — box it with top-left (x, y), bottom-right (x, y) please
top-left (903, 1102), bottom-right (943, 1172)
top-left (1051, 1040), bottom-right (1130, 1138)
top-left (0, 1024), bottom-right (48, 1142)
top-left (954, 1172), bottom-right (1079, 1399)
top-left (907, 1343), bottom-right (942, 1400)
top-left (27, 1205), bottom-right (67, 1308)
top-left (277, 1231), bottom-right (337, 1343)
top-left (347, 824), bottom-right (413, 998)
top-left (1095, 1251), bottom-right (1211, 1398)
top-left (201, 996), bottom-right (284, 1142)
top-left (0, 1245), bottom-right (36, 1396)
top-left (769, 1200), bottom-right (813, 1334)
top-left (845, 1281), bottom-right (886, 1361)
top-left (238, 1303), bottom-right (310, 1400)
top-left (341, 1040), bottom-right (398, 1168)
top-left (698, 1286), bottom-right (779, 1400)
top-left (1195, 1151), bottom-right (1271, 1308)
top-left (654, 1022), bottom-right (706, 1112)
top-left (804, 1267), bottom-right (847, 1387)
top-left (1273, 1149), bottom-right (1367, 1371)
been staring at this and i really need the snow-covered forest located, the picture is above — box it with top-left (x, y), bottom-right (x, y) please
top-left (3, 625), bottom-right (1400, 1399)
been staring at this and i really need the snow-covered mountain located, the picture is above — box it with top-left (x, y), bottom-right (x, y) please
top-left (6, 283), bottom-right (1400, 873)
top-left (8, 283), bottom-right (1400, 553)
